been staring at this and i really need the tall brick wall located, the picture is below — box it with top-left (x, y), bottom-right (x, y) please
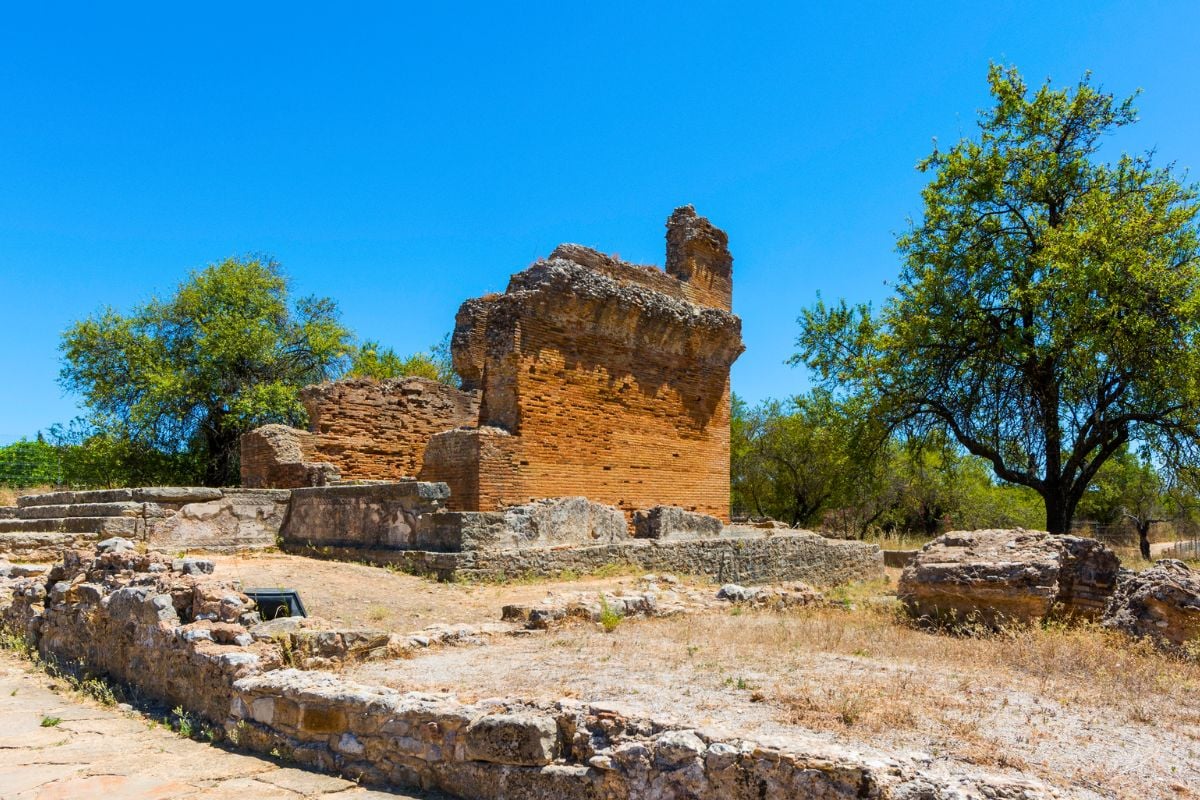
top-left (423, 206), bottom-right (743, 521)
top-left (301, 377), bottom-right (480, 481)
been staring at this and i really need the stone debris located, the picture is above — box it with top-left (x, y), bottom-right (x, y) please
top-left (899, 529), bottom-right (1121, 627)
top-left (501, 575), bottom-right (825, 630)
top-left (1102, 559), bottom-right (1200, 653)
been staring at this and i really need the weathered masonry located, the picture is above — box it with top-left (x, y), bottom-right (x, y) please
top-left (242, 206), bottom-right (743, 522)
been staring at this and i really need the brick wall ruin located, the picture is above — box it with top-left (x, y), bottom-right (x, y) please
top-left (241, 206), bottom-right (743, 522)
top-left (422, 205), bottom-right (743, 521)
top-left (240, 377), bottom-right (479, 489)
top-left (301, 377), bottom-right (480, 481)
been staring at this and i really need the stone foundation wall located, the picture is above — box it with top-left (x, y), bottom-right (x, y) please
top-left (0, 540), bottom-right (1053, 800)
top-left (280, 482), bottom-right (451, 550)
top-left (286, 530), bottom-right (885, 586)
top-left (224, 669), bottom-right (1049, 800)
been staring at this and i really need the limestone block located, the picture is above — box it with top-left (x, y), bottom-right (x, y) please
top-left (1103, 559), bottom-right (1200, 652)
top-left (899, 529), bottom-right (1121, 626)
top-left (463, 712), bottom-right (559, 766)
top-left (633, 506), bottom-right (723, 540)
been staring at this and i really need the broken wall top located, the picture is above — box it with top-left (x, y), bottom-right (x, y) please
top-left (452, 205), bottom-right (742, 393)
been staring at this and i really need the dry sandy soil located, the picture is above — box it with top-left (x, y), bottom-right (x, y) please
top-left (210, 552), bottom-right (1200, 800)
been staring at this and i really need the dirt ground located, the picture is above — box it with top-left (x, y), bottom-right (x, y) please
top-left (209, 552), bottom-right (1200, 800)
top-left (208, 552), bottom-right (666, 631)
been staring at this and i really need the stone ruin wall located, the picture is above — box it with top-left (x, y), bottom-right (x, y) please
top-left (240, 377), bottom-right (480, 489)
top-left (302, 377), bottom-right (480, 480)
top-left (422, 206), bottom-right (742, 522)
top-left (241, 206), bottom-right (742, 524)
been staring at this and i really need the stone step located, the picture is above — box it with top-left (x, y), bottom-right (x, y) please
top-left (0, 506), bottom-right (16, 520)
top-left (17, 488), bottom-right (135, 508)
top-left (15, 487), bottom-right (226, 508)
top-left (0, 531), bottom-right (103, 562)
top-left (15, 501), bottom-right (151, 521)
top-left (0, 516), bottom-right (139, 536)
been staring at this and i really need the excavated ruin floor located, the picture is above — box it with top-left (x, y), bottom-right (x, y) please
top-left (206, 552), bottom-right (702, 631)
top-left (197, 554), bottom-right (1200, 800)
top-left (0, 652), bottom-right (446, 799)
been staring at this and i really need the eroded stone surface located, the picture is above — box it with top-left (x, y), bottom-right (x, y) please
top-left (899, 529), bottom-right (1121, 626)
top-left (1103, 559), bottom-right (1200, 652)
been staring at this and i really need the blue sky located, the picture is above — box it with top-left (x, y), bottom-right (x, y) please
top-left (1, 2), bottom-right (1198, 444)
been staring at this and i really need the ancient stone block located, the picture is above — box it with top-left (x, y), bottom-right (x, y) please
top-left (633, 506), bottom-right (723, 540)
top-left (463, 712), bottom-right (559, 766)
top-left (1103, 559), bottom-right (1200, 652)
top-left (899, 529), bottom-right (1121, 626)
top-left (279, 481), bottom-right (449, 550)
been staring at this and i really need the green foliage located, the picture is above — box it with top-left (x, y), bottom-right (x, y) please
top-left (732, 390), bottom-right (857, 526)
top-left (598, 595), bottom-right (623, 632)
top-left (59, 256), bottom-right (353, 486)
top-left (40, 716), bottom-right (62, 727)
top-left (347, 334), bottom-right (459, 386)
top-left (0, 437), bottom-right (59, 486)
top-left (797, 65), bottom-right (1200, 533)
top-left (733, 395), bottom-right (1046, 537)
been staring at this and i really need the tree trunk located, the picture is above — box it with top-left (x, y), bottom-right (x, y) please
top-left (1137, 521), bottom-right (1152, 561)
top-left (202, 421), bottom-right (240, 487)
top-left (1043, 487), bottom-right (1072, 535)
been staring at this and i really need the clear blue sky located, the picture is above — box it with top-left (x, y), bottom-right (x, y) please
top-left (2, 2), bottom-right (1198, 444)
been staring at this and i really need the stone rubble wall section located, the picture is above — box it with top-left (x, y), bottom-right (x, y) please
top-left (501, 574), bottom-right (826, 630)
top-left (287, 529), bottom-right (885, 586)
top-left (280, 482), bottom-right (451, 550)
top-left (240, 424), bottom-right (341, 489)
top-left (898, 529), bottom-right (1122, 626)
top-left (226, 669), bottom-right (1057, 800)
top-left (633, 506), bottom-right (724, 540)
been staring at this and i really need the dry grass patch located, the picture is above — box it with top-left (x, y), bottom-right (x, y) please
top-left (0, 485), bottom-right (55, 507)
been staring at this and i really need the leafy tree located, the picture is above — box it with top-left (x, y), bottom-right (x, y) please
top-left (798, 65), bottom-right (1200, 533)
top-left (346, 334), bottom-right (459, 386)
top-left (60, 256), bottom-right (352, 486)
top-left (1077, 447), bottom-right (1164, 558)
top-left (0, 437), bottom-right (60, 487)
top-left (731, 390), bottom-right (854, 527)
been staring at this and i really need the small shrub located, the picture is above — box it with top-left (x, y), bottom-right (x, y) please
top-left (598, 596), bottom-right (623, 633)
top-left (40, 716), bottom-right (62, 727)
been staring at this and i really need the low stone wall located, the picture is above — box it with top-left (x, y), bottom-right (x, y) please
top-left (226, 669), bottom-right (1053, 800)
top-left (280, 482), bottom-right (450, 550)
top-left (287, 529), bottom-right (884, 586)
top-left (0, 539), bottom-right (1058, 799)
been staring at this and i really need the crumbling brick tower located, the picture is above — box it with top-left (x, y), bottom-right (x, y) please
top-left (420, 206), bottom-right (744, 521)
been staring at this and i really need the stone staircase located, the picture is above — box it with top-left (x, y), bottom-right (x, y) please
top-left (0, 487), bottom-right (289, 562)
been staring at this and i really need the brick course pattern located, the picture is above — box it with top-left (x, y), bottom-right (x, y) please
top-left (424, 206), bottom-right (743, 521)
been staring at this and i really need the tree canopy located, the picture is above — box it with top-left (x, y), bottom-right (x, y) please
top-left (59, 256), bottom-right (352, 486)
top-left (797, 64), bottom-right (1200, 533)
top-left (346, 336), bottom-right (459, 386)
